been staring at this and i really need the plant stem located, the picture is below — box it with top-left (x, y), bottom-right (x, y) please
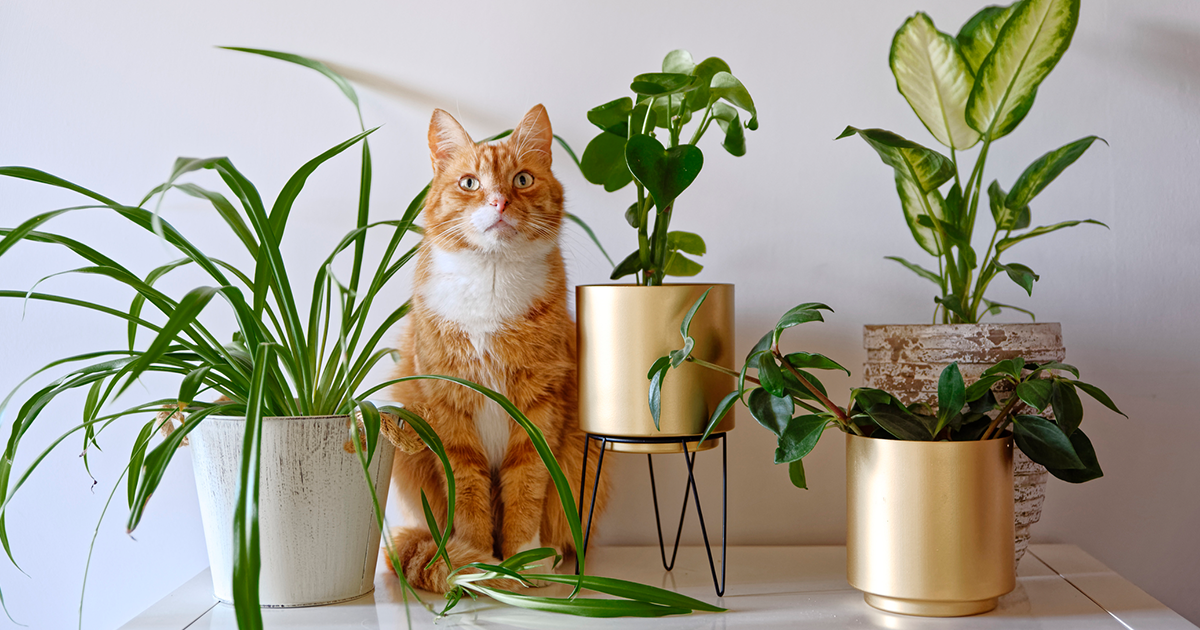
top-left (686, 356), bottom-right (823, 414)
top-left (772, 347), bottom-right (863, 436)
top-left (982, 390), bottom-right (1022, 440)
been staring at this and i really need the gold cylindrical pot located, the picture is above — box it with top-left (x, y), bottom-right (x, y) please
top-left (846, 433), bottom-right (1015, 617)
top-left (577, 284), bottom-right (735, 453)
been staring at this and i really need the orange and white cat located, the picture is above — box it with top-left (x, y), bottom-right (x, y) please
top-left (386, 105), bottom-right (608, 592)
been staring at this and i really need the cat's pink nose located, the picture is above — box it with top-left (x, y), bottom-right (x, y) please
top-left (490, 195), bottom-right (508, 213)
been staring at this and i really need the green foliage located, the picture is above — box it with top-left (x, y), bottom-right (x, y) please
top-left (580, 49), bottom-right (758, 286)
top-left (842, 0), bottom-right (1107, 323)
top-left (649, 296), bottom-right (1121, 491)
top-left (0, 49), bottom-right (700, 628)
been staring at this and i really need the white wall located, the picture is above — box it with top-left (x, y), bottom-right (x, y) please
top-left (1, 0), bottom-right (1197, 627)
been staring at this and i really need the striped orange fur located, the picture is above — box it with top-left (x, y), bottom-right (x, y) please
top-left (387, 105), bottom-right (609, 592)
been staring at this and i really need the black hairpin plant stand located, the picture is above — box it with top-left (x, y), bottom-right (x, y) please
top-left (576, 432), bottom-right (728, 597)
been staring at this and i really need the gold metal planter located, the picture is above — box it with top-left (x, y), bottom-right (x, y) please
top-left (577, 284), bottom-right (735, 453)
top-left (846, 433), bottom-right (1015, 617)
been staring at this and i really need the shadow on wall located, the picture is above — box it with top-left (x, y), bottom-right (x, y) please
top-left (1084, 21), bottom-right (1200, 99)
top-left (324, 61), bottom-right (509, 130)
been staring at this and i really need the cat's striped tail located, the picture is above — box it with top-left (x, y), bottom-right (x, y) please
top-left (386, 526), bottom-right (498, 593)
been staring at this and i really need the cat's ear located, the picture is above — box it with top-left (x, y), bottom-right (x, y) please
top-left (511, 104), bottom-right (553, 167)
top-left (428, 109), bottom-right (474, 172)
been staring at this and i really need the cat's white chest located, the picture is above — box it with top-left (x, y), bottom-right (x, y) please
top-left (421, 243), bottom-right (553, 354)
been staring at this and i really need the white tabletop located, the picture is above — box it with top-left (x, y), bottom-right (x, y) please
top-left (121, 544), bottom-right (1197, 629)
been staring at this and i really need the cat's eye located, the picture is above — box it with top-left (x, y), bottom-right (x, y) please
top-left (459, 176), bottom-right (480, 191)
top-left (513, 172), bottom-right (534, 189)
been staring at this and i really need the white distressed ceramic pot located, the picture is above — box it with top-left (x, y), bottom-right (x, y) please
top-left (862, 323), bottom-right (1063, 566)
top-left (190, 414), bottom-right (395, 607)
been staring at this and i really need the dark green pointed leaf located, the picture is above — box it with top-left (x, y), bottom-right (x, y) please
top-left (679, 287), bottom-right (711, 339)
top-left (647, 356), bottom-right (672, 430)
top-left (610, 250), bottom-right (643, 281)
top-left (624, 135), bottom-right (704, 211)
top-left (747, 332), bottom-right (773, 361)
top-left (699, 391), bottom-right (739, 444)
top-left (1007, 136), bottom-right (1105, 208)
top-left (996, 219), bottom-right (1107, 253)
top-left (1073, 381), bottom-right (1126, 417)
top-left (788, 459), bottom-right (807, 489)
top-left (774, 415), bottom-right (827, 464)
top-left (934, 294), bottom-right (969, 321)
top-left (937, 363), bottom-right (966, 430)
top-left (1011, 414), bottom-right (1084, 469)
top-left (995, 261), bottom-right (1040, 296)
top-left (884, 256), bottom-right (942, 285)
top-left (747, 387), bottom-right (793, 437)
top-left (1050, 379), bottom-right (1084, 435)
top-left (757, 352), bottom-right (786, 398)
top-left (1016, 378), bottom-right (1053, 411)
top-left (864, 403), bottom-right (935, 440)
top-left (891, 12), bottom-right (980, 149)
top-left (988, 180), bottom-right (1031, 231)
top-left (782, 368), bottom-right (829, 403)
top-left (1030, 361), bottom-right (1080, 378)
top-left (965, 374), bottom-right (1007, 401)
top-left (967, 0), bottom-right (1080, 140)
top-left (1044, 428), bottom-right (1103, 483)
top-left (944, 182), bottom-right (964, 228)
top-left (785, 352), bottom-right (850, 375)
top-left (984, 299), bottom-right (1037, 320)
top-left (630, 73), bottom-right (696, 96)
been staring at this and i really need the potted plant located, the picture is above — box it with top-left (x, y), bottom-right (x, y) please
top-left (651, 295), bottom-right (1123, 616)
top-left (0, 49), bottom-right (718, 628)
top-left (576, 49), bottom-right (758, 450)
top-left (837, 0), bottom-right (1106, 561)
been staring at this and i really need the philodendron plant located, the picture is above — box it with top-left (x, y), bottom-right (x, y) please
top-left (840, 0), bottom-right (1107, 323)
top-left (0, 49), bottom-right (715, 629)
top-left (649, 290), bottom-right (1123, 488)
top-left (580, 49), bottom-right (758, 286)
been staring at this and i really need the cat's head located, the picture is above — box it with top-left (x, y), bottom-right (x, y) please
top-left (422, 105), bottom-right (564, 254)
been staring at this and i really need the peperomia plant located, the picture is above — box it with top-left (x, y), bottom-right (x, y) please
top-left (650, 292), bottom-right (1124, 489)
top-left (580, 49), bottom-right (758, 286)
top-left (839, 0), bottom-right (1107, 323)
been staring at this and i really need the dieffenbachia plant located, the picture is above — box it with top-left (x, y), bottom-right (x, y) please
top-left (0, 49), bottom-right (714, 629)
top-left (840, 0), bottom-right (1107, 323)
top-left (580, 49), bottom-right (758, 286)
top-left (650, 292), bottom-right (1124, 489)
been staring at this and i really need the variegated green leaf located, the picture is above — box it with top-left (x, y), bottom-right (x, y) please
top-left (837, 126), bottom-right (954, 193)
top-left (967, 0), bottom-right (1080, 140)
top-left (891, 12), bottom-right (980, 150)
top-left (1006, 135), bottom-right (1105, 209)
top-left (895, 172), bottom-right (948, 255)
top-left (957, 4), bottom-right (1018, 73)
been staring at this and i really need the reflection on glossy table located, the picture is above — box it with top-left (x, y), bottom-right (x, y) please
top-left (121, 544), bottom-right (1197, 629)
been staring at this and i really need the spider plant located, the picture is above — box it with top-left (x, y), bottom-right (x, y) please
top-left (0, 48), bottom-right (712, 629)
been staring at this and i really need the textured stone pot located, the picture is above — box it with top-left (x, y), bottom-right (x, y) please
top-left (190, 415), bottom-right (395, 607)
top-left (847, 433), bottom-right (1015, 616)
top-left (862, 323), bottom-right (1063, 565)
top-left (577, 284), bottom-right (735, 453)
